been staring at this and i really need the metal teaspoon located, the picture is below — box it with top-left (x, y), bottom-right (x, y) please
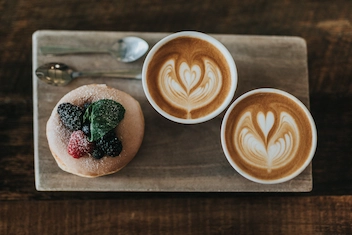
top-left (35, 62), bottom-right (141, 86)
top-left (40, 36), bottom-right (149, 63)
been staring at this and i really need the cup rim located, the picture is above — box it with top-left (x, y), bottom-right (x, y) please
top-left (220, 88), bottom-right (317, 184)
top-left (142, 31), bottom-right (238, 124)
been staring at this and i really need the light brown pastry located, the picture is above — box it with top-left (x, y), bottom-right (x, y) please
top-left (46, 84), bottom-right (144, 177)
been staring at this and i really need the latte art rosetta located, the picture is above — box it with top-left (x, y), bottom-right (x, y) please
top-left (222, 90), bottom-right (316, 183)
top-left (144, 35), bottom-right (234, 121)
top-left (159, 59), bottom-right (222, 119)
top-left (234, 111), bottom-right (299, 173)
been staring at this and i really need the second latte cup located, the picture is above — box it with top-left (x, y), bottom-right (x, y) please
top-left (221, 88), bottom-right (317, 184)
top-left (142, 31), bottom-right (238, 124)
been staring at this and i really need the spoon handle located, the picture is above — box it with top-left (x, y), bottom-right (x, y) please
top-left (40, 46), bottom-right (108, 55)
top-left (72, 69), bottom-right (142, 80)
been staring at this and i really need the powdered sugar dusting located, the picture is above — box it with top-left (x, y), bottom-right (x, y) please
top-left (46, 84), bottom-right (145, 177)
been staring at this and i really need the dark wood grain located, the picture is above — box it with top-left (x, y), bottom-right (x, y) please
top-left (1, 0), bottom-right (352, 234)
top-left (1, 196), bottom-right (352, 235)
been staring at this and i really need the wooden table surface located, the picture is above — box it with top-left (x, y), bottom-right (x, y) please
top-left (1, 0), bottom-right (351, 234)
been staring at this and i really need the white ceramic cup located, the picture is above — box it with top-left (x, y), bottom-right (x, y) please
top-left (221, 88), bottom-right (317, 184)
top-left (142, 31), bottom-right (238, 124)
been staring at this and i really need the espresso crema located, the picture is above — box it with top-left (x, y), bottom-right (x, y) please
top-left (146, 36), bottom-right (232, 119)
top-left (224, 92), bottom-right (314, 181)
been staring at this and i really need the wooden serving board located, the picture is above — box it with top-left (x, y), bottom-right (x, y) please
top-left (33, 30), bottom-right (312, 192)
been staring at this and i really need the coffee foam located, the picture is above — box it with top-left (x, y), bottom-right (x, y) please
top-left (145, 36), bottom-right (232, 120)
top-left (222, 90), bottom-right (316, 183)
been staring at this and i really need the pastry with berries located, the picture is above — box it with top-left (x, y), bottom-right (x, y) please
top-left (46, 84), bottom-right (144, 177)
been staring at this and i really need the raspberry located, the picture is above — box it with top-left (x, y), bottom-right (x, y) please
top-left (67, 130), bottom-right (94, 158)
top-left (96, 130), bottom-right (123, 157)
top-left (57, 103), bottom-right (83, 131)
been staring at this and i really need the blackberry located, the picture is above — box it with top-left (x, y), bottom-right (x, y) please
top-left (92, 148), bottom-right (105, 159)
top-left (57, 103), bottom-right (83, 131)
top-left (81, 102), bottom-right (91, 137)
top-left (83, 102), bottom-right (91, 112)
top-left (81, 122), bottom-right (91, 137)
top-left (96, 130), bottom-right (123, 157)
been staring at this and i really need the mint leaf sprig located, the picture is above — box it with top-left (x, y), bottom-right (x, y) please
top-left (83, 99), bottom-right (125, 142)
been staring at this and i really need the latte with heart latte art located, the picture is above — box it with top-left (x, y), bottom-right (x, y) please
top-left (142, 32), bottom-right (237, 124)
top-left (221, 89), bottom-right (317, 184)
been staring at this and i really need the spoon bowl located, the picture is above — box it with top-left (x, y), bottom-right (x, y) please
top-left (40, 36), bottom-right (149, 63)
top-left (35, 63), bottom-right (142, 86)
top-left (110, 37), bottom-right (149, 62)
